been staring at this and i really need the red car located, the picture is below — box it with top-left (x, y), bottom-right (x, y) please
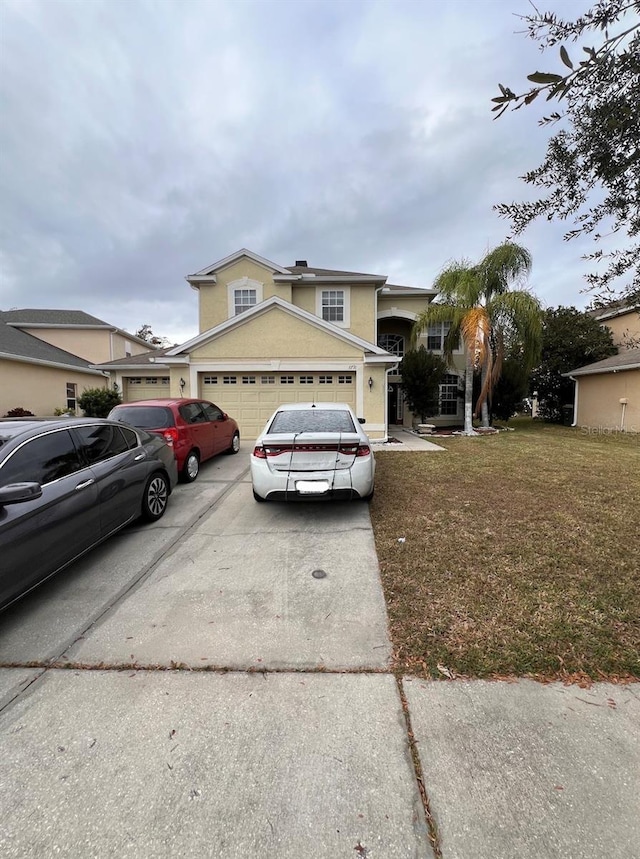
top-left (108, 398), bottom-right (240, 482)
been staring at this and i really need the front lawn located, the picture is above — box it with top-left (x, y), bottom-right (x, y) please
top-left (370, 420), bottom-right (640, 682)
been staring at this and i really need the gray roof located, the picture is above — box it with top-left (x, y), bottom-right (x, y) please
top-left (92, 347), bottom-right (172, 369)
top-left (284, 264), bottom-right (385, 278)
top-left (0, 318), bottom-right (103, 372)
top-left (564, 348), bottom-right (640, 376)
top-left (0, 308), bottom-right (111, 327)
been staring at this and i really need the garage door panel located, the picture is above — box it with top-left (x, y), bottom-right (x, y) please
top-left (200, 372), bottom-right (356, 439)
top-left (124, 377), bottom-right (171, 401)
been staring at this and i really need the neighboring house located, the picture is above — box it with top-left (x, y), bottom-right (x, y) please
top-left (565, 348), bottom-right (640, 433)
top-left (0, 310), bottom-right (150, 417)
top-left (95, 248), bottom-right (466, 439)
top-left (588, 302), bottom-right (640, 349)
top-left (565, 301), bottom-right (640, 432)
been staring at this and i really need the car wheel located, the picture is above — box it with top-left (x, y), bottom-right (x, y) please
top-left (226, 432), bottom-right (240, 455)
top-left (142, 472), bottom-right (169, 521)
top-left (253, 489), bottom-right (266, 502)
top-left (182, 450), bottom-right (200, 482)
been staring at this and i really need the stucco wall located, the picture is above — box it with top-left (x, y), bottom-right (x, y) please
top-left (18, 328), bottom-right (147, 363)
top-left (576, 369), bottom-right (640, 432)
top-left (0, 359), bottom-right (107, 416)
top-left (602, 310), bottom-right (640, 349)
top-left (190, 308), bottom-right (362, 360)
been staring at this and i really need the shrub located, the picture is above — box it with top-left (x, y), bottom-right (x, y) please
top-left (78, 387), bottom-right (122, 418)
top-left (399, 347), bottom-right (448, 423)
top-left (4, 407), bottom-right (35, 417)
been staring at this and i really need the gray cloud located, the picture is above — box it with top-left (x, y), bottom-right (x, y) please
top-left (0, 0), bottom-right (599, 343)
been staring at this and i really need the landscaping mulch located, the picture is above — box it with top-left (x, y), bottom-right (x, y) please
top-left (370, 419), bottom-right (640, 683)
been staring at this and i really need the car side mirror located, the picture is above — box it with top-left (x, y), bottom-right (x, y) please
top-left (358, 417), bottom-right (366, 424)
top-left (0, 482), bottom-right (43, 506)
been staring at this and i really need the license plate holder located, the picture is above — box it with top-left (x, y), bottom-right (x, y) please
top-left (296, 480), bottom-right (330, 495)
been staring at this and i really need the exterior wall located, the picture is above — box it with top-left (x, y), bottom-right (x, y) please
top-left (601, 310), bottom-right (640, 348)
top-left (198, 260), bottom-right (280, 333)
top-left (17, 328), bottom-right (148, 363)
top-left (377, 295), bottom-right (432, 318)
top-left (576, 369), bottom-right (640, 432)
top-left (0, 359), bottom-right (107, 417)
top-left (190, 308), bottom-right (363, 361)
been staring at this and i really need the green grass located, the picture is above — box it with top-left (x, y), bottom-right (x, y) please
top-left (370, 419), bottom-right (640, 682)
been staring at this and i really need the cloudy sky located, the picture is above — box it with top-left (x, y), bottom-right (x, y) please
top-left (0, 0), bottom-right (602, 344)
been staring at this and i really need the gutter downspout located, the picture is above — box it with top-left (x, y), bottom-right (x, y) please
top-left (384, 362), bottom-right (399, 442)
top-left (569, 375), bottom-right (578, 426)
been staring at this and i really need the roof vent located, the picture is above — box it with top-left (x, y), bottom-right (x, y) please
top-left (295, 260), bottom-right (308, 267)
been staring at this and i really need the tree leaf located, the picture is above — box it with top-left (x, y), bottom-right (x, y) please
top-left (560, 46), bottom-right (573, 69)
top-left (524, 90), bottom-right (540, 105)
top-left (527, 71), bottom-right (564, 84)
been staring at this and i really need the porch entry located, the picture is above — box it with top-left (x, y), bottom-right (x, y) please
top-left (387, 382), bottom-right (404, 425)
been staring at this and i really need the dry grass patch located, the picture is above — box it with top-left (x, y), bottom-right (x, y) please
top-left (370, 420), bottom-right (640, 681)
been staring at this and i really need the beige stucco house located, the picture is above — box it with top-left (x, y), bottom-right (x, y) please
top-left (0, 310), bottom-right (150, 417)
top-left (566, 303), bottom-right (640, 432)
top-left (97, 248), bottom-right (466, 440)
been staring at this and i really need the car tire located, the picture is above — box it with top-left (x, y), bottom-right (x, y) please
top-left (253, 489), bottom-right (266, 502)
top-left (141, 472), bottom-right (170, 521)
top-left (182, 450), bottom-right (200, 482)
top-left (226, 432), bottom-right (240, 455)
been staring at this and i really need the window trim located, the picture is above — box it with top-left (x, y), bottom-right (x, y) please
top-left (316, 286), bottom-right (350, 328)
top-left (227, 277), bottom-right (264, 318)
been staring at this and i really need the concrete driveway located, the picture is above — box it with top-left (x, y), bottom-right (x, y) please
top-left (1, 446), bottom-right (638, 858)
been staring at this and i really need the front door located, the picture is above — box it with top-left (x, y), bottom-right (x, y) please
top-left (388, 383), bottom-right (404, 425)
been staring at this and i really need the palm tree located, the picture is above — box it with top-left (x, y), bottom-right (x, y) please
top-left (412, 243), bottom-right (542, 435)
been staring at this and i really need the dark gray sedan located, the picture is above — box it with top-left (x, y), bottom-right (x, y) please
top-left (0, 418), bottom-right (178, 612)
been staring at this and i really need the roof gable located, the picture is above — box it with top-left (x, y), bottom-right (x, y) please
top-left (189, 248), bottom-right (291, 279)
top-left (166, 296), bottom-right (392, 358)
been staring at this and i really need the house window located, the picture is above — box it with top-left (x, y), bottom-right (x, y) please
top-left (321, 290), bottom-right (344, 323)
top-left (378, 334), bottom-right (404, 357)
top-left (234, 288), bottom-right (257, 316)
top-left (299, 375), bottom-right (313, 384)
top-left (338, 375), bottom-right (353, 384)
top-left (426, 322), bottom-right (460, 351)
top-left (440, 374), bottom-right (460, 416)
top-left (223, 375), bottom-right (237, 384)
top-left (280, 375), bottom-right (294, 384)
top-left (261, 375), bottom-right (275, 384)
top-left (203, 376), bottom-right (218, 384)
top-left (242, 376), bottom-right (256, 384)
top-left (319, 375), bottom-right (333, 384)
top-left (66, 383), bottom-right (77, 412)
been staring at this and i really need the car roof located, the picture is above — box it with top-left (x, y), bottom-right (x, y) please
top-left (272, 402), bottom-right (354, 412)
top-left (0, 417), bottom-right (113, 445)
top-left (111, 399), bottom-right (204, 407)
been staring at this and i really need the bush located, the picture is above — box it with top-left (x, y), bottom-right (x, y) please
top-left (78, 387), bottom-right (122, 418)
top-left (53, 407), bottom-right (75, 416)
top-left (399, 347), bottom-right (448, 423)
top-left (4, 407), bottom-right (35, 417)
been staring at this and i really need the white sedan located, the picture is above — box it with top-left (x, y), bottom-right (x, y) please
top-left (250, 402), bottom-right (375, 502)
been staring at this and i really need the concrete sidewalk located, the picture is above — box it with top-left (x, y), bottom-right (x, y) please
top-left (1, 451), bottom-right (638, 858)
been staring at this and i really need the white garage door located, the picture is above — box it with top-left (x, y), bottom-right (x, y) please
top-left (124, 376), bottom-right (171, 401)
top-left (200, 371), bottom-right (357, 439)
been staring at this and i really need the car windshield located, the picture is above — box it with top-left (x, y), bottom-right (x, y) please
top-left (110, 406), bottom-right (174, 429)
top-left (268, 409), bottom-right (356, 434)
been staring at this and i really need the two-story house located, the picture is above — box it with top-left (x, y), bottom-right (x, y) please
top-left (0, 310), bottom-right (150, 417)
top-left (97, 248), bottom-right (466, 439)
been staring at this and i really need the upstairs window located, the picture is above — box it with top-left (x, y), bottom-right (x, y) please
top-left (234, 288), bottom-right (257, 316)
top-left (427, 321), bottom-right (460, 351)
top-left (378, 334), bottom-right (404, 357)
top-left (321, 290), bottom-right (345, 323)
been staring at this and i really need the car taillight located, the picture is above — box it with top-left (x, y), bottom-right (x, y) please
top-left (162, 428), bottom-right (179, 446)
top-left (252, 446), bottom-right (267, 459)
top-left (355, 445), bottom-right (371, 457)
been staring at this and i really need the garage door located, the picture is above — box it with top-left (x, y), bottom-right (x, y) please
top-left (123, 376), bottom-right (171, 401)
top-left (199, 371), bottom-right (356, 439)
